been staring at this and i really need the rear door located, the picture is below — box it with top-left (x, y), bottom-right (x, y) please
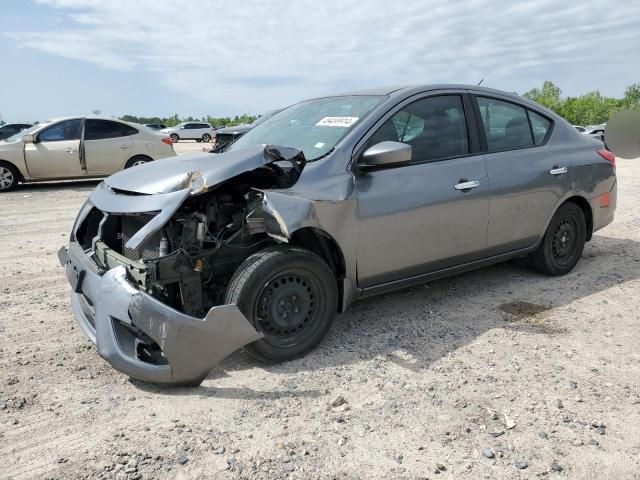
top-left (471, 94), bottom-right (568, 253)
top-left (354, 93), bottom-right (490, 288)
top-left (84, 119), bottom-right (134, 175)
top-left (25, 119), bottom-right (84, 178)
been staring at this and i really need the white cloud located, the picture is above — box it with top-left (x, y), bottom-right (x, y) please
top-left (9, 0), bottom-right (640, 113)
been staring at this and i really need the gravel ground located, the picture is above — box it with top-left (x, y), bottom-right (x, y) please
top-left (1, 152), bottom-right (639, 480)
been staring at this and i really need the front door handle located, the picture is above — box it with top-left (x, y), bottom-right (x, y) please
top-left (65, 148), bottom-right (76, 154)
top-left (120, 145), bottom-right (131, 150)
top-left (549, 166), bottom-right (568, 175)
top-left (454, 180), bottom-right (480, 191)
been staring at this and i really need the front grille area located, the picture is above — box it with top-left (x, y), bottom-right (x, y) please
top-left (76, 209), bottom-right (160, 261)
top-left (122, 215), bottom-right (161, 260)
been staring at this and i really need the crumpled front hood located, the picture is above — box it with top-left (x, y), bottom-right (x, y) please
top-left (105, 144), bottom-right (304, 195)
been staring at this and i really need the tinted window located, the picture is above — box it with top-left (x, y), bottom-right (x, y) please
top-left (529, 111), bottom-right (551, 144)
top-left (477, 97), bottom-right (533, 150)
top-left (38, 119), bottom-right (82, 142)
top-left (85, 120), bottom-right (129, 140)
top-left (122, 124), bottom-right (138, 136)
top-left (367, 95), bottom-right (469, 162)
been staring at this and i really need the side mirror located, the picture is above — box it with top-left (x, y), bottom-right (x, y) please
top-left (360, 141), bottom-right (412, 168)
top-left (23, 134), bottom-right (35, 144)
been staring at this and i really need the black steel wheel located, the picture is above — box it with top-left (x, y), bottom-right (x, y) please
top-left (225, 246), bottom-right (338, 362)
top-left (529, 202), bottom-right (586, 276)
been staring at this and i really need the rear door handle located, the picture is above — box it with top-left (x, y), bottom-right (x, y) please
top-left (120, 145), bottom-right (131, 150)
top-left (65, 148), bottom-right (76, 154)
top-left (454, 180), bottom-right (480, 191)
top-left (549, 166), bottom-right (568, 175)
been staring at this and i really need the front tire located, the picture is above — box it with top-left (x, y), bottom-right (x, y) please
top-left (0, 163), bottom-right (20, 192)
top-left (529, 202), bottom-right (586, 276)
top-left (225, 246), bottom-right (338, 363)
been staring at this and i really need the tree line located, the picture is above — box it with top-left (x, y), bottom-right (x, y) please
top-left (119, 113), bottom-right (258, 128)
top-left (522, 81), bottom-right (640, 126)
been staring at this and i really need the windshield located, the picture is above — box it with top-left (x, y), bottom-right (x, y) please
top-left (251, 109), bottom-right (281, 127)
top-left (229, 96), bottom-right (385, 160)
top-left (5, 123), bottom-right (48, 143)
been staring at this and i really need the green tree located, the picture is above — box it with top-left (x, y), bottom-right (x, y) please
top-left (523, 81), bottom-right (563, 112)
top-left (622, 83), bottom-right (640, 109)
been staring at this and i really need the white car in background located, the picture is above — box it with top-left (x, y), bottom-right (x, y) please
top-left (0, 116), bottom-right (175, 192)
top-left (159, 122), bottom-right (215, 143)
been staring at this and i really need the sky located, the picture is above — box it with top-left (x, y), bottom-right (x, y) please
top-left (1, 0), bottom-right (639, 122)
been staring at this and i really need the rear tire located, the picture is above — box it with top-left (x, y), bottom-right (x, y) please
top-left (529, 202), bottom-right (586, 276)
top-left (202, 133), bottom-right (212, 142)
top-left (170, 133), bottom-right (179, 143)
top-left (124, 155), bottom-right (152, 169)
top-left (0, 162), bottom-right (20, 192)
top-left (225, 246), bottom-right (338, 363)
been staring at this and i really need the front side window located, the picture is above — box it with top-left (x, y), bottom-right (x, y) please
top-left (477, 97), bottom-right (533, 150)
top-left (366, 95), bottom-right (469, 162)
top-left (229, 95), bottom-right (385, 160)
top-left (38, 119), bottom-right (82, 142)
top-left (85, 120), bottom-right (127, 140)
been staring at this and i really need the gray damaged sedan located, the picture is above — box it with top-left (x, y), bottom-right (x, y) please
top-left (59, 85), bottom-right (617, 385)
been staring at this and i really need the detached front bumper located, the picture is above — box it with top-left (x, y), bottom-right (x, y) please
top-left (58, 242), bottom-right (262, 385)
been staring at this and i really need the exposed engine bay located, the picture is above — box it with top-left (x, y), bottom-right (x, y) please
top-left (74, 148), bottom-right (305, 319)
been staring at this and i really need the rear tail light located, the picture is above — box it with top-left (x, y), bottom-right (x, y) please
top-left (161, 137), bottom-right (173, 145)
top-left (596, 148), bottom-right (616, 167)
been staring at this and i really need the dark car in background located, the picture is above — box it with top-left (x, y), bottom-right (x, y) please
top-left (0, 123), bottom-right (33, 141)
top-left (212, 109), bottom-right (281, 152)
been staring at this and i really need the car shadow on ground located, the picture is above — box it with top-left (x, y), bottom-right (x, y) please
top-left (134, 234), bottom-right (639, 398)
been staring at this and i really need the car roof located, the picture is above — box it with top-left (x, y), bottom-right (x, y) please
top-left (334, 84), bottom-right (522, 99)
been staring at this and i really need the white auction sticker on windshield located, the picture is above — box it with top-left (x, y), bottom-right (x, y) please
top-left (315, 116), bottom-right (359, 127)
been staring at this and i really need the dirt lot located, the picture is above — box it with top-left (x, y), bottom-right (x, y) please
top-left (1, 150), bottom-right (639, 480)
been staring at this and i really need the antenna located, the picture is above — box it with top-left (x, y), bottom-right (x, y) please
top-left (477, 78), bottom-right (484, 86)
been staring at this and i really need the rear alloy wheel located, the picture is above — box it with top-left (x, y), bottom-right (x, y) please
top-left (529, 202), bottom-right (586, 276)
top-left (124, 156), bottom-right (152, 169)
top-left (0, 164), bottom-right (19, 192)
top-left (170, 133), bottom-right (179, 143)
top-left (225, 246), bottom-right (338, 363)
top-left (202, 133), bottom-right (212, 143)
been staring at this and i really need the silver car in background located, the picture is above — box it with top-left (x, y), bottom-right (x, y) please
top-left (59, 85), bottom-right (616, 385)
top-left (0, 117), bottom-right (176, 192)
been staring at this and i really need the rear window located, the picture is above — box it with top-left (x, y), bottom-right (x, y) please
top-left (85, 120), bottom-right (135, 140)
top-left (528, 111), bottom-right (551, 145)
top-left (477, 97), bottom-right (533, 150)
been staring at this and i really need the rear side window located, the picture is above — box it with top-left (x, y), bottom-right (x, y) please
top-left (122, 124), bottom-right (138, 136)
top-left (38, 119), bottom-right (82, 142)
top-left (477, 97), bottom-right (533, 150)
top-left (528, 111), bottom-right (551, 144)
top-left (85, 120), bottom-right (131, 140)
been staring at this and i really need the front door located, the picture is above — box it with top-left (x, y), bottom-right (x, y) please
top-left (25, 118), bottom-right (84, 179)
top-left (472, 95), bottom-right (570, 253)
top-left (355, 94), bottom-right (490, 288)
